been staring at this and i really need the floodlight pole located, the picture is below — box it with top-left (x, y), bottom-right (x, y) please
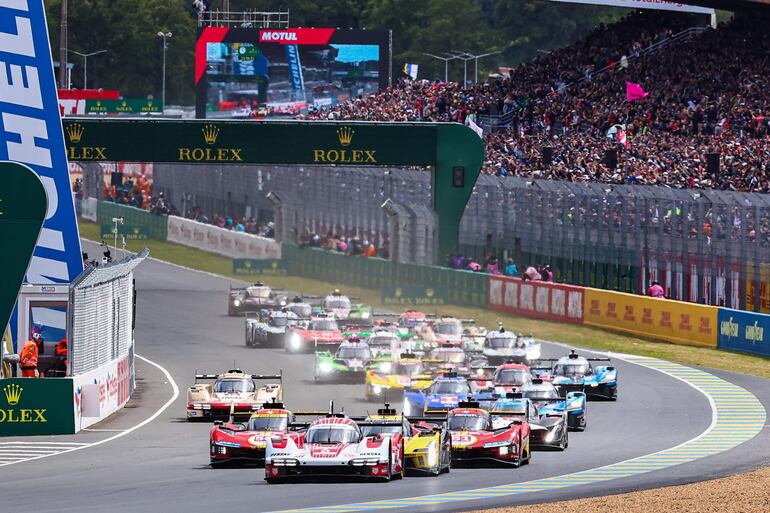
top-left (423, 53), bottom-right (457, 83)
top-left (451, 50), bottom-right (501, 84)
top-left (67, 49), bottom-right (107, 89)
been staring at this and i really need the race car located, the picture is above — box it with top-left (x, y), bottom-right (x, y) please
top-left (488, 362), bottom-right (533, 396)
top-left (365, 354), bottom-right (433, 401)
top-left (425, 345), bottom-right (473, 374)
top-left (285, 314), bottom-right (344, 353)
top-left (522, 378), bottom-right (585, 433)
top-left (364, 330), bottom-right (401, 359)
top-left (314, 338), bottom-right (384, 383)
top-left (320, 289), bottom-right (373, 324)
top-left (403, 373), bottom-right (495, 417)
top-left (538, 350), bottom-right (618, 400)
top-left (284, 296), bottom-right (314, 318)
top-left (264, 413), bottom-right (404, 482)
top-left (462, 326), bottom-right (488, 354)
top-left (360, 405), bottom-right (451, 476)
top-left (187, 369), bottom-right (283, 421)
top-left (446, 401), bottom-right (531, 466)
top-left (245, 309), bottom-right (300, 348)
top-left (431, 317), bottom-right (467, 346)
top-left (482, 325), bottom-right (542, 365)
top-left (228, 282), bottom-right (285, 316)
top-left (209, 402), bottom-right (324, 465)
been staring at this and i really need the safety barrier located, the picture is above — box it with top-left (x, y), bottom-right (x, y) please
top-left (97, 201), bottom-right (168, 241)
top-left (0, 378), bottom-right (75, 436)
top-left (282, 244), bottom-right (488, 308)
top-left (717, 308), bottom-right (770, 357)
top-left (167, 215), bottom-right (280, 260)
top-left (488, 276), bottom-right (584, 324)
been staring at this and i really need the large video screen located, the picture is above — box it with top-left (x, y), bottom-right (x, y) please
top-left (195, 28), bottom-right (391, 119)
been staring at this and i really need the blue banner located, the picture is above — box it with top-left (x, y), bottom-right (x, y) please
top-left (284, 44), bottom-right (305, 96)
top-left (717, 308), bottom-right (770, 357)
top-left (0, 0), bottom-right (83, 283)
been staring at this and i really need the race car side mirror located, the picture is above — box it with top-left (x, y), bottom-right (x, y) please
top-left (213, 420), bottom-right (223, 426)
top-left (607, 366), bottom-right (615, 371)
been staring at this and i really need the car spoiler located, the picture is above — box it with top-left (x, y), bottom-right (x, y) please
top-left (194, 369), bottom-right (283, 383)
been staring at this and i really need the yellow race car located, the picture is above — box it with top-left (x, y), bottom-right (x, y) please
top-left (359, 405), bottom-right (451, 476)
top-left (364, 355), bottom-right (434, 401)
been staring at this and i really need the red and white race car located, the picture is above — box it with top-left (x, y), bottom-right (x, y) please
top-left (447, 401), bottom-right (531, 466)
top-left (489, 362), bottom-right (533, 396)
top-left (186, 369), bottom-right (283, 421)
top-left (265, 414), bottom-right (405, 482)
top-left (209, 403), bottom-right (323, 465)
top-left (285, 314), bottom-right (344, 353)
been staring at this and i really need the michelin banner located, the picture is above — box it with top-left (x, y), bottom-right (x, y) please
top-left (0, 0), bottom-right (83, 283)
top-left (550, 0), bottom-right (714, 14)
top-left (167, 215), bottom-right (281, 260)
top-left (717, 308), bottom-right (770, 357)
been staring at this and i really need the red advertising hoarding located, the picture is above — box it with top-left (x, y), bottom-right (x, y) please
top-left (489, 276), bottom-right (584, 324)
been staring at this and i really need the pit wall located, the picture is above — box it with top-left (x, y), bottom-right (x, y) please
top-left (82, 202), bottom-right (770, 358)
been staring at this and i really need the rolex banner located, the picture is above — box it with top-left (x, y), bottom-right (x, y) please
top-left (549, 0), bottom-right (714, 14)
top-left (0, 379), bottom-right (75, 436)
top-left (0, 1), bottom-right (84, 285)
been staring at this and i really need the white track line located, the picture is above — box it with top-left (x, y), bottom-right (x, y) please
top-left (0, 354), bottom-right (179, 467)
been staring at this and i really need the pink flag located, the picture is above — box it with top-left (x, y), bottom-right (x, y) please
top-left (626, 81), bottom-right (649, 102)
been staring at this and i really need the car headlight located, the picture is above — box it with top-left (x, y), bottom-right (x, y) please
top-left (372, 385), bottom-right (382, 395)
top-left (290, 333), bottom-right (302, 349)
top-left (319, 361), bottom-right (332, 373)
top-left (545, 429), bottom-right (556, 443)
top-left (600, 373), bottom-right (615, 383)
top-left (527, 346), bottom-right (541, 359)
top-left (498, 445), bottom-right (510, 455)
top-left (361, 311), bottom-right (370, 319)
top-left (379, 362), bottom-right (392, 373)
top-left (233, 299), bottom-right (241, 307)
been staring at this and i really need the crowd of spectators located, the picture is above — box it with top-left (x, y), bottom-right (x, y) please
top-left (300, 229), bottom-right (387, 259)
top-left (306, 10), bottom-right (770, 192)
top-left (186, 206), bottom-right (275, 238)
top-left (447, 253), bottom-right (553, 281)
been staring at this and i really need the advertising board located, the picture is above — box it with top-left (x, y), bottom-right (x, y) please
top-left (583, 289), bottom-right (718, 348)
top-left (72, 352), bottom-right (134, 431)
top-left (717, 308), bottom-right (770, 357)
top-left (488, 276), bottom-right (584, 324)
top-left (0, 378), bottom-right (74, 436)
top-left (381, 285), bottom-right (448, 307)
top-left (167, 215), bottom-right (281, 260)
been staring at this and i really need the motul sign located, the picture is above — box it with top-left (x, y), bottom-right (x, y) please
top-left (258, 28), bottom-right (335, 45)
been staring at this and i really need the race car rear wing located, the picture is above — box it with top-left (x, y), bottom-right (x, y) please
top-left (194, 369), bottom-right (283, 383)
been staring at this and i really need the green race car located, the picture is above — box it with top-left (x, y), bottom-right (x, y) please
top-left (314, 339), bottom-right (390, 383)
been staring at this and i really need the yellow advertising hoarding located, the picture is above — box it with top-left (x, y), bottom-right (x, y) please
top-left (745, 262), bottom-right (770, 314)
top-left (584, 289), bottom-right (718, 348)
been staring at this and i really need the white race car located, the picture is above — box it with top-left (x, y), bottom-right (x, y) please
top-left (265, 414), bottom-right (404, 482)
top-left (186, 369), bottom-right (282, 420)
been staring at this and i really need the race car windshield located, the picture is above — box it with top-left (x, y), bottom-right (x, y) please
top-left (369, 336), bottom-right (395, 347)
top-left (305, 425), bottom-right (360, 444)
top-left (430, 381), bottom-right (470, 395)
top-left (448, 414), bottom-right (489, 431)
top-left (523, 387), bottom-right (559, 400)
top-left (271, 316), bottom-right (288, 327)
top-left (248, 416), bottom-right (288, 431)
top-left (395, 362), bottom-right (424, 375)
top-left (214, 379), bottom-right (256, 393)
top-left (247, 287), bottom-right (271, 298)
top-left (288, 304), bottom-right (312, 317)
top-left (555, 363), bottom-right (590, 376)
top-left (310, 319), bottom-right (339, 331)
top-left (487, 336), bottom-right (516, 349)
top-left (337, 347), bottom-right (371, 360)
top-left (436, 322), bottom-right (461, 336)
top-left (492, 401), bottom-right (527, 414)
top-left (495, 369), bottom-right (530, 385)
top-left (430, 349), bottom-right (466, 363)
top-left (361, 425), bottom-right (402, 437)
top-left (325, 298), bottom-right (351, 309)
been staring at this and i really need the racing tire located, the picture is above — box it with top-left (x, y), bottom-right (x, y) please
top-left (265, 477), bottom-right (280, 484)
top-left (522, 438), bottom-right (531, 465)
top-left (394, 447), bottom-right (405, 480)
top-left (383, 445), bottom-right (393, 482)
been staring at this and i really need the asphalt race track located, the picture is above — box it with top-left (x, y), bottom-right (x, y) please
top-left (3, 245), bottom-right (769, 513)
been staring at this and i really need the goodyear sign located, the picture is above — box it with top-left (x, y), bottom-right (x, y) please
top-left (0, 379), bottom-right (75, 436)
top-left (233, 258), bottom-right (286, 276)
top-left (381, 285), bottom-right (447, 306)
top-left (717, 308), bottom-right (770, 357)
top-left (100, 224), bottom-right (149, 240)
top-left (583, 289), bottom-right (718, 348)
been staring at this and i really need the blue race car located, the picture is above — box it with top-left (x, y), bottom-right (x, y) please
top-left (403, 373), bottom-right (495, 417)
top-left (521, 379), bottom-right (587, 432)
top-left (541, 350), bottom-right (618, 401)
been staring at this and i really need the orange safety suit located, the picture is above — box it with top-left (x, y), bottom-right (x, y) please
top-left (19, 339), bottom-right (39, 377)
top-left (55, 338), bottom-right (69, 369)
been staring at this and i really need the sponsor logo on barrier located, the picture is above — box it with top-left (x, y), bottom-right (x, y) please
top-left (178, 125), bottom-right (244, 162)
top-left (382, 285), bottom-right (447, 306)
top-left (1, 383), bottom-right (48, 425)
top-left (313, 127), bottom-right (378, 164)
top-left (717, 309), bottom-right (770, 356)
top-left (233, 259), bottom-right (286, 276)
top-left (489, 276), bottom-right (583, 324)
top-left (65, 123), bottom-right (109, 161)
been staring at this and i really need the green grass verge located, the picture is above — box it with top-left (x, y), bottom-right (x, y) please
top-left (80, 220), bottom-right (770, 379)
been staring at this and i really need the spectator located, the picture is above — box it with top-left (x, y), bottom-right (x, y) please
top-left (648, 280), bottom-right (665, 298)
top-left (504, 259), bottom-right (519, 276)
